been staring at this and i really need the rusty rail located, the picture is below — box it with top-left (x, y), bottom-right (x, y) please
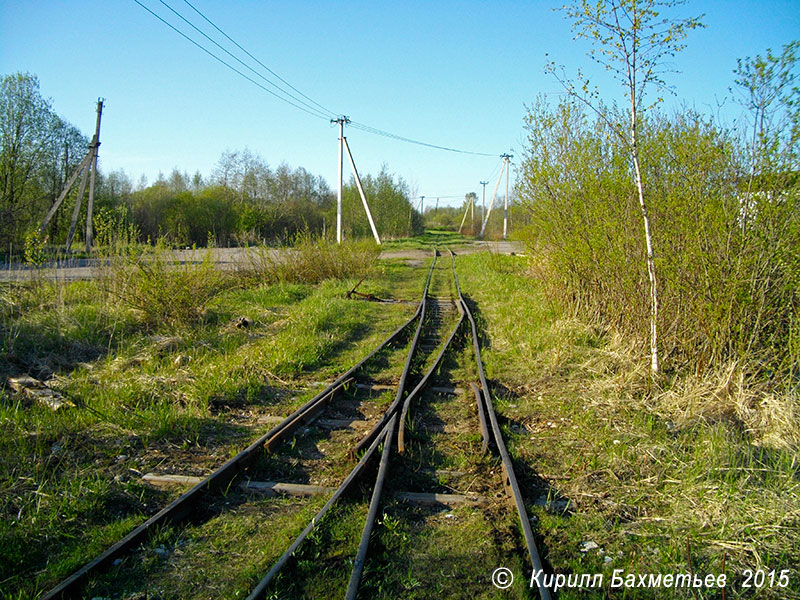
top-left (456, 248), bottom-right (552, 600)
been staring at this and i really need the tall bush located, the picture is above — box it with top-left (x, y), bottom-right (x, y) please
top-left (518, 97), bottom-right (799, 376)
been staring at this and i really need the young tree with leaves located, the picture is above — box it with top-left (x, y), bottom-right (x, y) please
top-left (548, 0), bottom-right (703, 374)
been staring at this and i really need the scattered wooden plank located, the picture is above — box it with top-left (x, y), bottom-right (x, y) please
top-left (315, 418), bottom-right (369, 430)
top-left (143, 473), bottom-right (336, 498)
top-left (143, 473), bottom-right (203, 487)
top-left (393, 491), bottom-right (488, 507)
top-left (8, 375), bottom-right (73, 410)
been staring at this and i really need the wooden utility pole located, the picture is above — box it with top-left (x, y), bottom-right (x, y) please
top-left (41, 99), bottom-right (104, 252)
top-left (501, 154), bottom-right (512, 240)
top-left (333, 116), bottom-right (349, 243)
top-left (84, 100), bottom-right (103, 251)
top-left (480, 159), bottom-right (506, 238)
top-left (479, 181), bottom-right (488, 229)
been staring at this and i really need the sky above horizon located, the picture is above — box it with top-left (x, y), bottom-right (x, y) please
top-left (2, 1), bottom-right (799, 207)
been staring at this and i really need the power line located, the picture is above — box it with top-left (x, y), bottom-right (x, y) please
top-left (131, 0), bottom-right (331, 121)
top-left (181, 0), bottom-right (337, 119)
top-left (132, 0), bottom-right (500, 157)
top-left (157, 0), bottom-right (334, 120)
top-left (348, 120), bottom-right (497, 157)
top-left (484, 157), bottom-right (504, 183)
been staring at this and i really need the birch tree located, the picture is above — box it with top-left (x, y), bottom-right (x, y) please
top-left (549, 0), bottom-right (703, 374)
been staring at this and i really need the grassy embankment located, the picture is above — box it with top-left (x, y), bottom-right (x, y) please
top-left (458, 251), bottom-right (799, 599)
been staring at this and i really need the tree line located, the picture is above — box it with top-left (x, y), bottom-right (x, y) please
top-left (0, 72), bottom-right (423, 256)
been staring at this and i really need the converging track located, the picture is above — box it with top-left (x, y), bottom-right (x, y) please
top-left (42, 249), bottom-right (551, 600)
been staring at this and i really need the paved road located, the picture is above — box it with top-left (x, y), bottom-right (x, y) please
top-left (0, 240), bottom-right (524, 282)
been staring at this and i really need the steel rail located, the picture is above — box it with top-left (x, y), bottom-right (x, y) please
top-left (344, 248), bottom-right (464, 598)
top-left (350, 249), bottom-right (438, 458)
top-left (470, 382), bottom-right (490, 454)
top-left (41, 275), bottom-right (428, 600)
top-left (246, 415), bottom-right (396, 600)
top-left (396, 248), bottom-right (466, 453)
top-left (396, 292), bottom-right (465, 453)
top-left (344, 412), bottom-right (396, 599)
top-left (455, 250), bottom-right (553, 600)
top-left (248, 250), bottom-right (435, 598)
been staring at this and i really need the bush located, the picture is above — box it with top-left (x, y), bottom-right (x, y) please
top-left (101, 241), bottom-right (230, 328)
top-left (517, 98), bottom-right (800, 377)
top-left (243, 232), bottom-right (380, 285)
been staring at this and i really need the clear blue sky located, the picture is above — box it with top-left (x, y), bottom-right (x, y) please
top-left (2, 1), bottom-right (798, 207)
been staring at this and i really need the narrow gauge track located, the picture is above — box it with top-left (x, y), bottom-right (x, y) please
top-left (42, 249), bottom-right (552, 600)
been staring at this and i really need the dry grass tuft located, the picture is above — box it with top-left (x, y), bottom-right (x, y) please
top-left (654, 364), bottom-right (800, 450)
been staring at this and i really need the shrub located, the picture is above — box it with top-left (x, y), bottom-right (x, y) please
top-left (243, 232), bottom-right (380, 285)
top-left (101, 241), bottom-right (230, 328)
top-left (517, 98), bottom-right (800, 378)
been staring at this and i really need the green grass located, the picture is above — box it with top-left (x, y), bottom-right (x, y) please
top-left (2, 241), bottom-right (797, 599)
top-left (455, 251), bottom-right (800, 599)
top-left (380, 229), bottom-right (472, 251)
top-left (0, 241), bottom-right (411, 599)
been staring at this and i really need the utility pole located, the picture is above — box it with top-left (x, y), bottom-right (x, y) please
top-left (434, 197), bottom-right (439, 215)
top-left (331, 116), bottom-right (381, 245)
top-left (459, 192), bottom-right (477, 235)
top-left (84, 99), bottom-right (103, 252)
top-left (480, 158), bottom-right (507, 239)
top-left (40, 98), bottom-right (104, 252)
top-left (480, 181), bottom-right (488, 228)
top-left (501, 153), bottom-right (512, 240)
top-left (332, 116), bottom-right (349, 243)
top-left (470, 194), bottom-right (474, 231)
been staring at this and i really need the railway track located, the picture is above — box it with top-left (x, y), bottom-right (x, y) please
top-left (42, 248), bottom-right (551, 600)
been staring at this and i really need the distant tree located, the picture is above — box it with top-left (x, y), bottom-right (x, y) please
top-left (550, 0), bottom-right (704, 375)
top-left (733, 40), bottom-right (799, 201)
top-left (340, 165), bottom-right (419, 239)
top-left (0, 72), bottom-right (88, 247)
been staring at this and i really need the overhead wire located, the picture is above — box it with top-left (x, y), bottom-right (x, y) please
top-left (132, 0), bottom-right (500, 158)
top-left (131, 0), bottom-right (331, 121)
top-left (348, 120), bottom-right (497, 157)
top-left (484, 157), bottom-right (505, 185)
top-left (180, 0), bottom-right (338, 120)
top-left (156, 0), bottom-right (334, 120)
